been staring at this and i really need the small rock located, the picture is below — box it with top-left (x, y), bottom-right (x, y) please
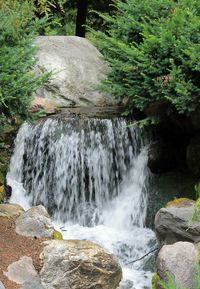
top-left (3, 256), bottom-right (38, 284)
top-left (156, 242), bottom-right (197, 289)
top-left (28, 97), bottom-right (59, 115)
top-left (15, 205), bottom-right (54, 238)
top-left (0, 203), bottom-right (24, 217)
top-left (0, 281), bottom-right (5, 289)
top-left (40, 239), bottom-right (122, 289)
top-left (20, 278), bottom-right (45, 289)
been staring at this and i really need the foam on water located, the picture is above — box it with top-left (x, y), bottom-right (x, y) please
top-left (7, 118), bottom-right (156, 289)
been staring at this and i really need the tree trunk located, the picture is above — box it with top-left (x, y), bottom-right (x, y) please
top-left (75, 0), bottom-right (88, 37)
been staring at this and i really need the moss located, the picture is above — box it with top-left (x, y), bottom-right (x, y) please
top-left (166, 197), bottom-right (195, 208)
top-left (53, 230), bottom-right (63, 240)
top-left (0, 185), bottom-right (5, 203)
top-left (152, 273), bottom-right (158, 289)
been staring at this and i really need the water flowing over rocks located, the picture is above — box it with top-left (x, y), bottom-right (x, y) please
top-left (15, 205), bottom-right (54, 238)
top-left (155, 201), bottom-right (200, 244)
top-left (35, 36), bottom-right (118, 108)
top-left (156, 242), bottom-right (198, 289)
top-left (7, 117), bottom-right (156, 289)
top-left (40, 240), bottom-right (122, 289)
top-left (0, 204), bottom-right (123, 289)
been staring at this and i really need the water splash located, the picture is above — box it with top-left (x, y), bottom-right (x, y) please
top-left (7, 117), bottom-right (156, 289)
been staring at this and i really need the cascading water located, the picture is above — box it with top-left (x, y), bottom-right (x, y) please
top-left (7, 117), bottom-right (156, 289)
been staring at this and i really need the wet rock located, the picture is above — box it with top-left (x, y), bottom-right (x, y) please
top-left (40, 239), bottom-right (122, 289)
top-left (35, 36), bottom-right (118, 108)
top-left (0, 203), bottom-right (24, 217)
top-left (15, 205), bottom-right (54, 238)
top-left (156, 242), bottom-right (197, 289)
top-left (186, 135), bottom-right (200, 176)
top-left (3, 256), bottom-right (38, 284)
top-left (155, 201), bottom-right (200, 244)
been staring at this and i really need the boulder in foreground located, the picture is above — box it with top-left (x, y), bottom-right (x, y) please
top-left (40, 239), bottom-right (122, 289)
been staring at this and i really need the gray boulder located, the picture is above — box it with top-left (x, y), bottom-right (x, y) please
top-left (40, 239), bottom-right (122, 289)
top-left (155, 203), bottom-right (200, 244)
top-left (156, 242), bottom-right (198, 289)
top-left (35, 36), bottom-right (118, 108)
top-left (15, 205), bottom-right (54, 238)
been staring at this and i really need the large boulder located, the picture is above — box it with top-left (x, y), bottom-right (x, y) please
top-left (15, 205), bottom-right (54, 238)
top-left (35, 36), bottom-right (118, 108)
top-left (156, 242), bottom-right (198, 289)
top-left (155, 200), bottom-right (200, 244)
top-left (40, 239), bottom-right (122, 289)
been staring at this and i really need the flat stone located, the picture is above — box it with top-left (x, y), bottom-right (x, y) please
top-left (0, 203), bottom-right (24, 217)
top-left (3, 256), bottom-right (38, 284)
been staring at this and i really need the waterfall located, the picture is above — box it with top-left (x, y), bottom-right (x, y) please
top-left (7, 117), bottom-right (156, 289)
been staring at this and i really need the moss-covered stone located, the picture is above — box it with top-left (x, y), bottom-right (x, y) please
top-left (53, 230), bottom-right (63, 240)
top-left (166, 197), bottom-right (195, 208)
top-left (0, 185), bottom-right (5, 203)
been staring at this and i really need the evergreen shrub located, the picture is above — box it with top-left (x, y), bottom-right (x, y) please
top-left (92, 0), bottom-right (200, 115)
top-left (0, 0), bottom-right (49, 128)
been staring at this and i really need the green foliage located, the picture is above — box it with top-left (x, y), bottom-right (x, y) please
top-left (92, 0), bottom-right (200, 116)
top-left (159, 272), bottom-right (186, 289)
top-left (152, 273), bottom-right (158, 289)
top-left (191, 182), bottom-right (200, 222)
top-left (0, 0), bottom-right (49, 129)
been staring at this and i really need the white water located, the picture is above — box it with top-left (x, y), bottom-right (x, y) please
top-left (7, 118), bottom-right (156, 289)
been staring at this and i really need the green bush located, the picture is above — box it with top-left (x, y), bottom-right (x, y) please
top-left (0, 0), bottom-right (49, 129)
top-left (92, 0), bottom-right (200, 116)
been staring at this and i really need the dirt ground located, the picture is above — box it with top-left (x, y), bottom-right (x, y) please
top-left (0, 217), bottom-right (45, 289)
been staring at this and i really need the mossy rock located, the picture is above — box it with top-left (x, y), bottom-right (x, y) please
top-left (166, 197), bottom-right (195, 208)
top-left (0, 186), bottom-right (5, 203)
top-left (53, 230), bottom-right (63, 240)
